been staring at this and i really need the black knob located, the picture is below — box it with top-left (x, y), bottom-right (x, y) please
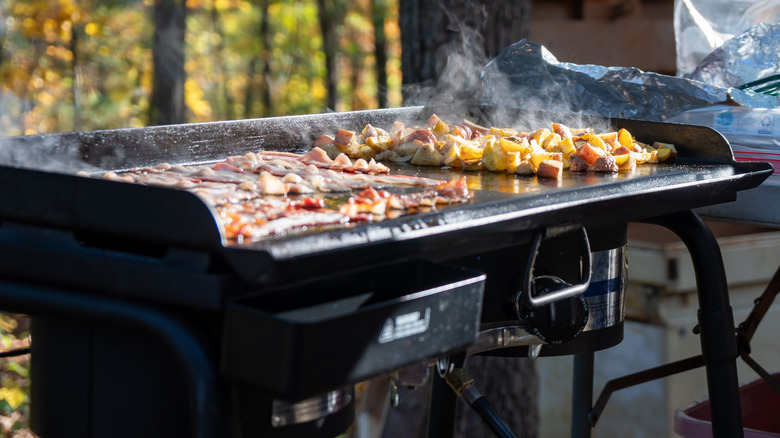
top-left (521, 276), bottom-right (589, 344)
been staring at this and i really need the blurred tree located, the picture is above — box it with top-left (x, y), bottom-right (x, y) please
top-left (398, 0), bottom-right (531, 104)
top-left (0, 0), bottom-right (402, 135)
top-left (394, 5), bottom-right (537, 436)
top-left (316, 0), bottom-right (346, 111)
top-left (149, 0), bottom-right (186, 125)
top-left (371, 0), bottom-right (388, 108)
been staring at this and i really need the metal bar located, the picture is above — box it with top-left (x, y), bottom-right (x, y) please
top-left (0, 278), bottom-right (223, 438)
top-left (0, 347), bottom-right (30, 358)
top-left (427, 371), bottom-right (459, 438)
top-left (740, 352), bottom-right (780, 395)
top-left (737, 263), bottom-right (780, 347)
top-left (427, 354), bottom-right (465, 438)
top-left (571, 352), bottom-right (594, 438)
top-left (646, 211), bottom-right (744, 438)
top-left (588, 355), bottom-right (705, 427)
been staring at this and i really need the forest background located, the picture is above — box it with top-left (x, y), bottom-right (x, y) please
top-left (0, 0), bottom-right (530, 436)
top-left (0, 0), bottom-right (405, 136)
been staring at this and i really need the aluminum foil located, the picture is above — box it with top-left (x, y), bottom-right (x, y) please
top-left (481, 38), bottom-right (779, 122)
top-left (685, 22), bottom-right (780, 89)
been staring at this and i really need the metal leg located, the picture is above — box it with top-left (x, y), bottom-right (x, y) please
top-left (427, 370), bottom-right (459, 438)
top-left (647, 211), bottom-right (744, 438)
top-left (0, 278), bottom-right (224, 438)
top-left (571, 352), bottom-right (594, 438)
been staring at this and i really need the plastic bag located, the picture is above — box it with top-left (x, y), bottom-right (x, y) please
top-left (674, 0), bottom-right (780, 76)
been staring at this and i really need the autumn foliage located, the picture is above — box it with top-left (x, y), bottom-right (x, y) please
top-left (0, 0), bottom-right (402, 136)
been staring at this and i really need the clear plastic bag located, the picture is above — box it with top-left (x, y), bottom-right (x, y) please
top-left (674, 0), bottom-right (780, 76)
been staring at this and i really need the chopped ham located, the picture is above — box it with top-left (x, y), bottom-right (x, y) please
top-left (301, 147), bottom-right (333, 165)
top-left (333, 129), bottom-right (356, 146)
top-left (259, 171), bottom-right (288, 195)
top-left (593, 156), bottom-right (618, 173)
top-left (569, 154), bottom-right (590, 172)
top-left (332, 153), bottom-right (352, 167)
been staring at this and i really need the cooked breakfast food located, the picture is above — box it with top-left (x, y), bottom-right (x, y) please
top-left (311, 114), bottom-right (678, 179)
top-left (98, 150), bottom-right (472, 242)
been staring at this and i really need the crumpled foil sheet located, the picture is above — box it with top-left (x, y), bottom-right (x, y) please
top-left (686, 22), bottom-right (780, 89)
top-left (481, 39), bottom-right (779, 121)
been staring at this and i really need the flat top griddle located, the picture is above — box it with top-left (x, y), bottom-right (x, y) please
top-left (0, 106), bottom-right (772, 288)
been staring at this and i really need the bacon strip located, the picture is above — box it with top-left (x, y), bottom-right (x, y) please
top-left (101, 149), bottom-right (472, 243)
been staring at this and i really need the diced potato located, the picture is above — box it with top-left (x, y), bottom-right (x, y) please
top-left (580, 132), bottom-right (607, 151)
top-left (617, 128), bottom-right (633, 148)
top-left (321, 143), bottom-right (342, 160)
top-left (500, 137), bottom-right (530, 154)
top-left (529, 139), bottom-right (545, 154)
top-left (490, 127), bottom-right (518, 137)
top-left (530, 151), bottom-right (562, 170)
top-left (441, 141), bottom-right (461, 167)
top-left (598, 132), bottom-right (618, 145)
top-left (482, 138), bottom-right (507, 172)
top-left (576, 142), bottom-right (605, 166)
top-left (461, 160), bottom-right (484, 171)
top-left (551, 123), bottom-right (573, 139)
top-left (433, 120), bottom-right (450, 136)
top-left (618, 153), bottom-right (637, 172)
top-left (613, 153), bottom-right (630, 167)
top-left (632, 150), bottom-right (654, 164)
top-left (458, 140), bottom-right (484, 162)
top-left (506, 151), bottom-right (523, 173)
top-left (653, 142), bottom-right (678, 161)
top-left (537, 159), bottom-right (563, 179)
top-left (645, 148), bottom-right (659, 164)
top-left (531, 128), bottom-right (552, 145)
top-left (557, 137), bottom-right (576, 156)
top-left (360, 145), bottom-right (378, 160)
top-left (411, 143), bottom-right (444, 166)
top-left (366, 135), bottom-right (393, 151)
top-left (514, 160), bottom-right (535, 175)
top-left (656, 147), bottom-right (672, 162)
top-left (394, 141), bottom-right (421, 158)
top-left (541, 133), bottom-right (562, 151)
top-left (336, 140), bottom-right (361, 158)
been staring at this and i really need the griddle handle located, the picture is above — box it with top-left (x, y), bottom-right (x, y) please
top-left (520, 226), bottom-right (592, 308)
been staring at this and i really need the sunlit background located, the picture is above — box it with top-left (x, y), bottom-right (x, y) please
top-left (0, 0), bottom-right (403, 136)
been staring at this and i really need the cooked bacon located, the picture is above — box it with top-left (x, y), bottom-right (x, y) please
top-left (395, 176), bottom-right (472, 208)
top-left (259, 171), bottom-right (288, 195)
top-left (332, 153), bottom-right (352, 167)
top-left (103, 144), bottom-right (471, 243)
top-left (301, 147), bottom-right (333, 165)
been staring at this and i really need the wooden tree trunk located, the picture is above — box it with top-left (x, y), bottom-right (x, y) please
top-left (149, 0), bottom-right (186, 126)
top-left (398, 0), bottom-right (531, 104)
top-left (388, 3), bottom-right (539, 437)
top-left (372, 0), bottom-right (389, 108)
top-left (316, 0), bottom-right (341, 111)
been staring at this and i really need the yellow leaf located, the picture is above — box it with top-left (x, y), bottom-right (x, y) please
top-left (0, 387), bottom-right (27, 410)
top-left (85, 22), bottom-right (99, 36)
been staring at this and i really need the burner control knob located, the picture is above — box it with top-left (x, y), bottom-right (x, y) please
top-left (521, 276), bottom-right (589, 345)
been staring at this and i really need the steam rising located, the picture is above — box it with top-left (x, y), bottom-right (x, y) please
top-left (0, 133), bottom-right (98, 174)
top-left (401, 7), bottom-right (614, 134)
